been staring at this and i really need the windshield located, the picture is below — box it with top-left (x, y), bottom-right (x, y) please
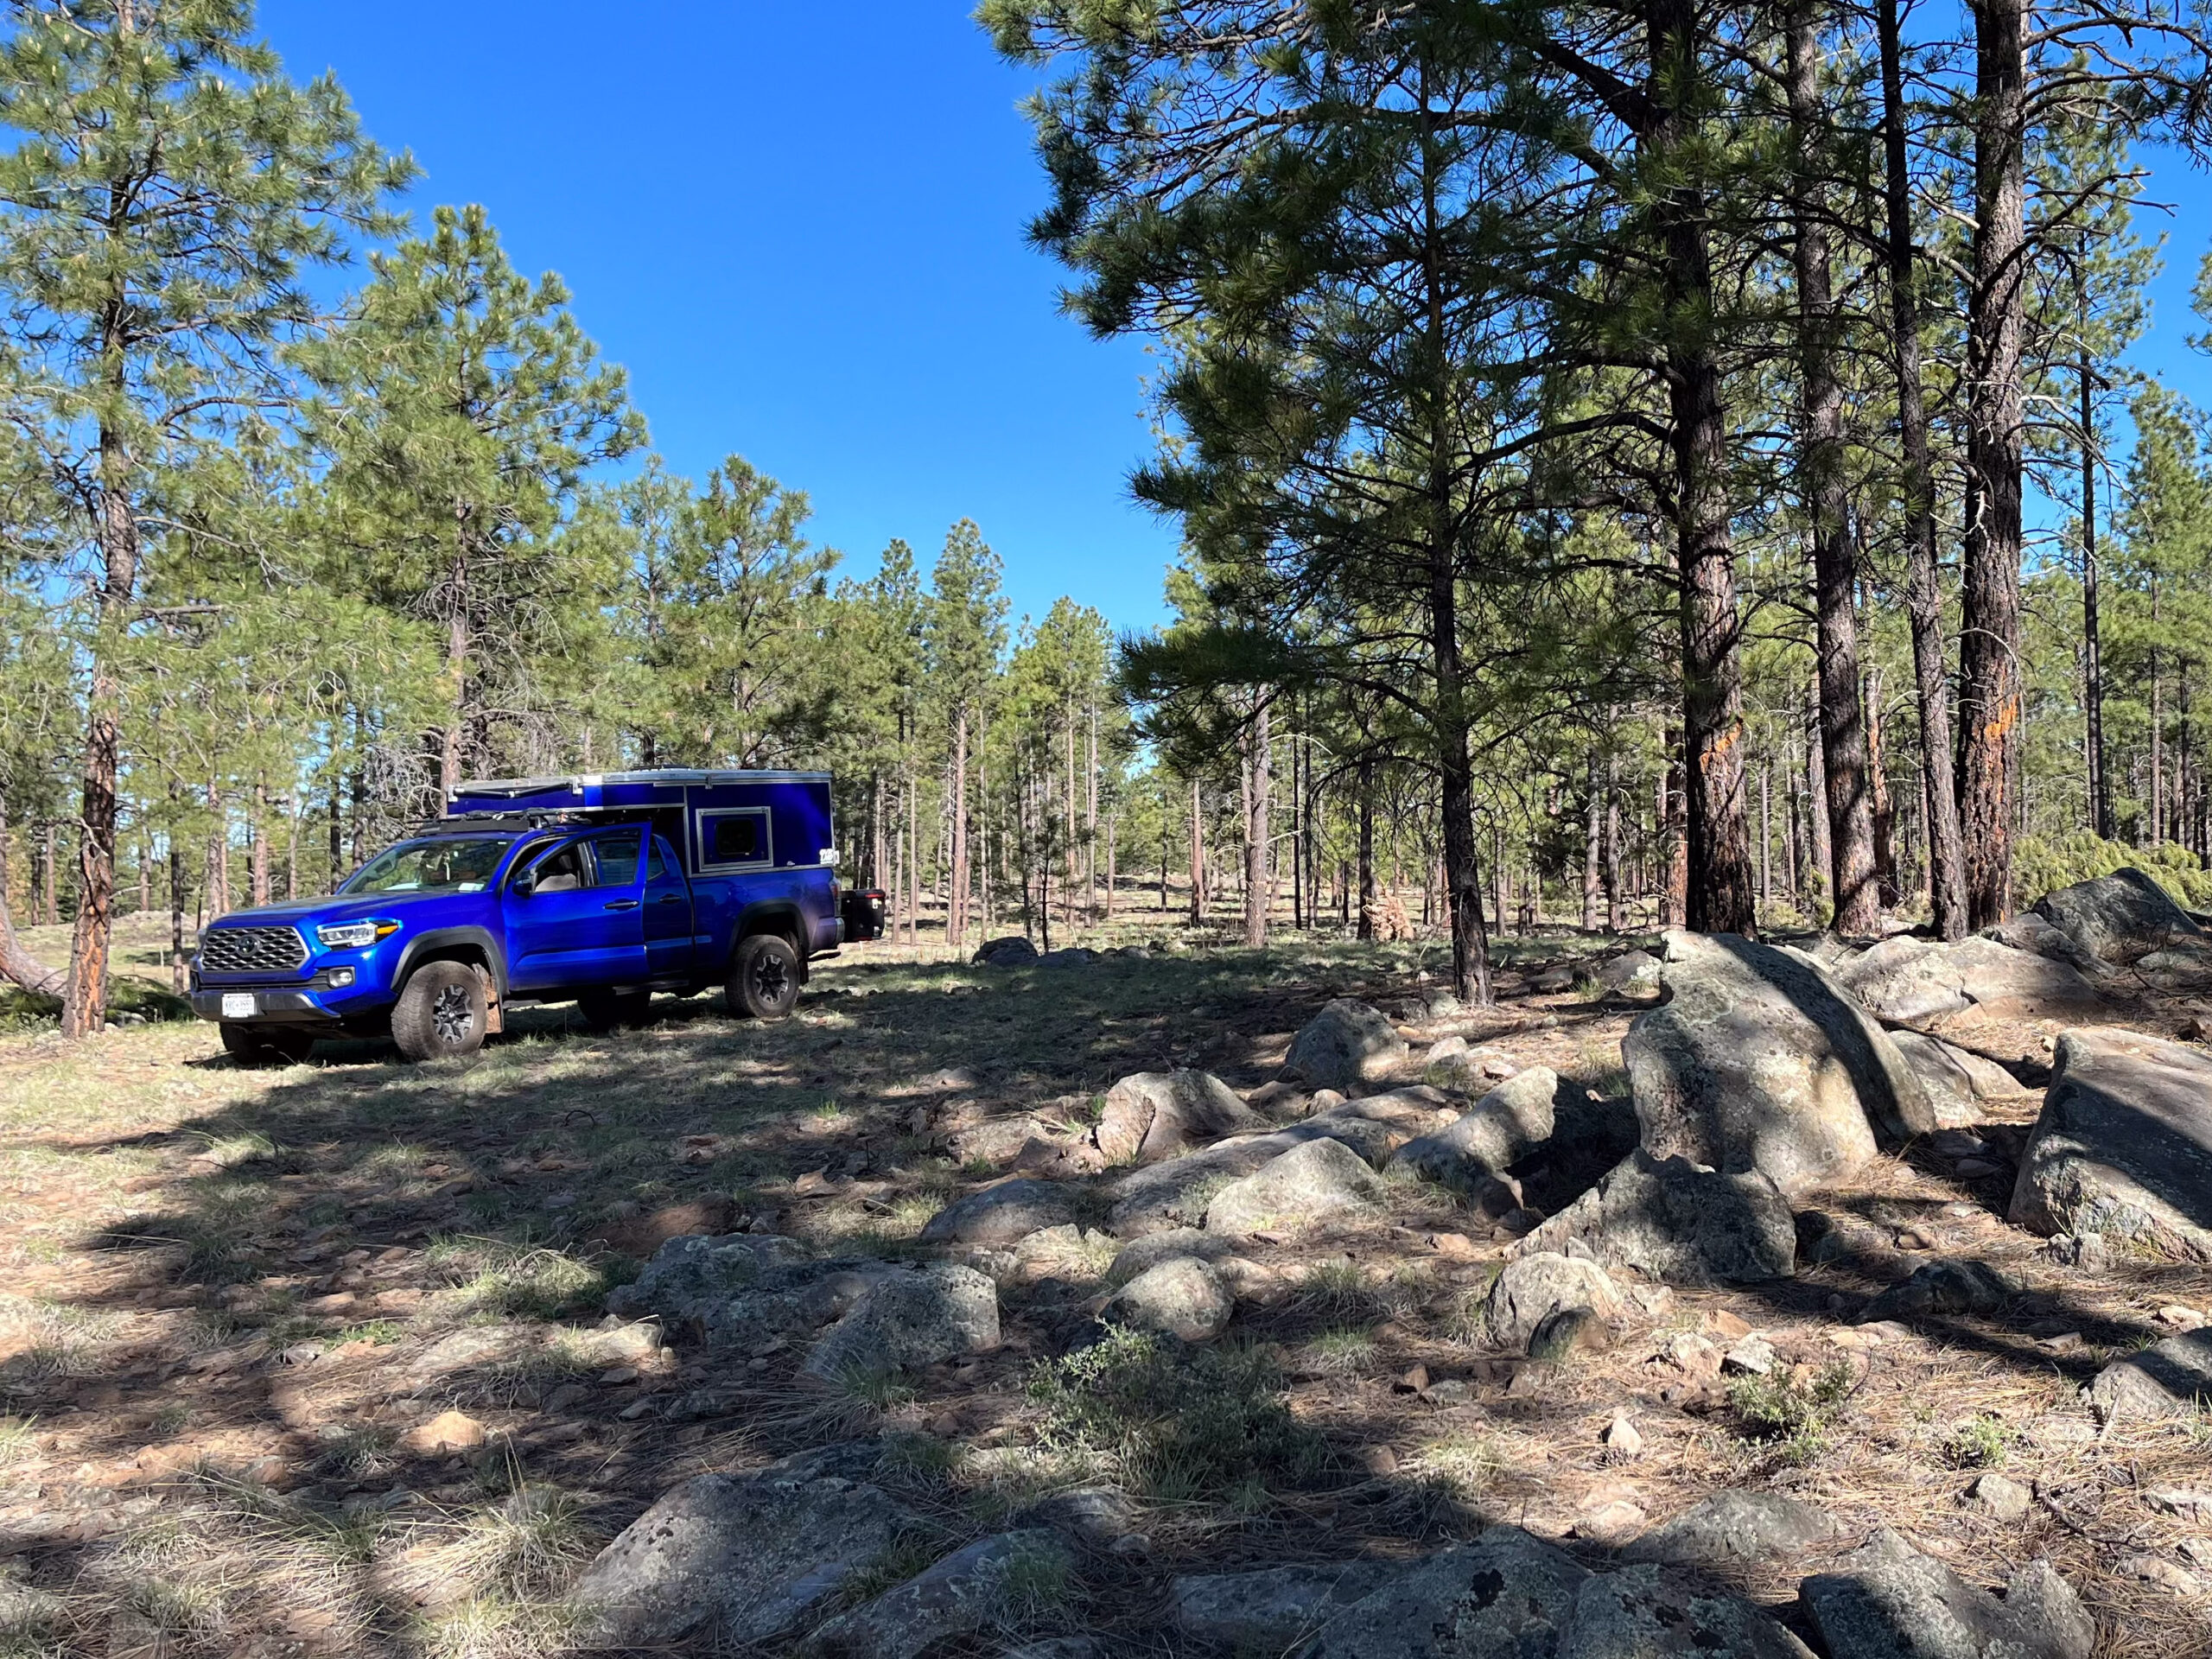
top-left (341, 837), bottom-right (512, 895)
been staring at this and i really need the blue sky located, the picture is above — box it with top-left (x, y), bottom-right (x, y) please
top-left (257, 2), bottom-right (2212, 626)
top-left (257, 0), bottom-right (1184, 635)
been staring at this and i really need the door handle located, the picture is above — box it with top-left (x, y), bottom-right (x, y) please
top-left (656, 893), bottom-right (683, 905)
top-left (603, 899), bottom-right (639, 911)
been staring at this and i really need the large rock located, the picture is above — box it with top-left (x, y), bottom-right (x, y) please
top-left (569, 1468), bottom-right (918, 1647)
top-left (1517, 1150), bottom-right (1796, 1287)
top-left (1389, 1069), bottom-right (1557, 1192)
top-left (1306, 1527), bottom-right (1811, 1658)
top-left (1172, 1560), bottom-right (1402, 1650)
top-left (1625, 1492), bottom-right (1837, 1567)
top-left (1802, 1529), bottom-right (2094, 1659)
top-left (1106, 1255), bottom-right (1234, 1341)
top-left (918, 1179), bottom-right (1080, 1247)
top-left (1582, 950), bottom-right (1662, 995)
top-left (1626, 932), bottom-right (1929, 1197)
top-left (606, 1233), bottom-right (906, 1350)
top-left (1094, 1071), bottom-right (1265, 1165)
top-left (1205, 1137), bottom-right (1387, 1236)
top-left (1479, 1252), bottom-right (1624, 1351)
top-left (799, 1264), bottom-right (999, 1382)
top-left (805, 1529), bottom-right (1070, 1659)
top-left (2083, 1329), bottom-right (2212, 1422)
top-left (2032, 868), bottom-right (2207, 967)
top-left (1890, 1030), bottom-right (2031, 1128)
top-left (1858, 1258), bottom-right (2019, 1325)
top-left (1286, 1000), bottom-right (1408, 1093)
top-left (1310, 1527), bottom-right (1588, 1658)
top-left (973, 935), bottom-right (1040, 967)
top-left (1833, 934), bottom-right (2107, 1026)
top-left (2008, 1026), bottom-right (2212, 1262)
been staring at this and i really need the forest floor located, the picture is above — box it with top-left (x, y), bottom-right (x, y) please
top-left (0, 911), bottom-right (2208, 1656)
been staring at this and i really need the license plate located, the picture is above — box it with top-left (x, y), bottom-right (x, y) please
top-left (220, 994), bottom-right (256, 1020)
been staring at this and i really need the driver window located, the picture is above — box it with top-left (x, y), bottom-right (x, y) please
top-left (522, 842), bottom-right (588, 893)
top-left (589, 829), bottom-right (644, 888)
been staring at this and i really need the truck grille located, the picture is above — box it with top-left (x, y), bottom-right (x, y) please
top-left (200, 925), bottom-right (308, 976)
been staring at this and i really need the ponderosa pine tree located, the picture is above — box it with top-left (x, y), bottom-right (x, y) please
top-left (926, 520), bottom-right (1008, 948)
top-left (0, 0), bottom-right (408, 1033)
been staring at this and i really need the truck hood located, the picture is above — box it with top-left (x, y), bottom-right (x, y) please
top-left (205, 889), bottom-right (474, 930)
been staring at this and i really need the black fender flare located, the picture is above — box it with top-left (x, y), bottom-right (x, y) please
top-left (726, 901), bottom-right (811, 980)
top-left (392, 926), bottom-right (510, 999)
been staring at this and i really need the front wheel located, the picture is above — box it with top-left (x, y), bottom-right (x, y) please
top-left (728, 933), bottom-right (801, 1022)
top-left (391, 962), bottom-right (488, 1062)
top-left (219, 1023), bottom-right (315, 1066)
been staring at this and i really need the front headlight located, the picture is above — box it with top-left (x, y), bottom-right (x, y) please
top-left (317, 920), bottom-right (398, 950)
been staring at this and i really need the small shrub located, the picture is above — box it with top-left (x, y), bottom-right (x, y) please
top-left (1027, 1326), bottom-right (1326, 1503)
top-left (1305, 1327), bottom-right (1378, 1375)
top-left (1406, 1430), bottom-right (1505, 1502)
top-left (1728, 1363), bottom-right (1853, 1466)
top-left (1942, 1414), bottom-right (2016, 1469)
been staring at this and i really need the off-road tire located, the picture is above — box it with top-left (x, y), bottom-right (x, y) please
top-left (391, 961), bottom-right (488, 1062)
top-left (728, 933), bottom-right (801, 1022)
top-left (219, 1023), bottom-right (315, 1066)
top-left (576, 988), bottom-right (652, 1032)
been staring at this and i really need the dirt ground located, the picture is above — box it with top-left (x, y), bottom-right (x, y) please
top-left (0, 912), bottom-right (2209, 1656)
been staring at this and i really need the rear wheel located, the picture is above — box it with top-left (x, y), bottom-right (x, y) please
top-left (576, 988), bottom-right (652, 1032)
top-left (219, 1023), bottom-right (316, 1066)
top-left (391, 961), bottom-right (488, 1062)
top-left (728, 933), bottom-right (801, 1021)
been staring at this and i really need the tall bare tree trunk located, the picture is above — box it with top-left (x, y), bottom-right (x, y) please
top-left (441, 537), bottom-right (470, 798)
top-left (1357, 758), bottom-right (1376, 939)
top-left (1959, 0), bottom-right (2028, 927)
top-left (1582, 754), bottom-right (1604, 930)
top-left (1085, 702), bottom-right (1099, 923)
top-left (1867, 669), bottom-right (1898, 905)
top-left (250, 779), bottom-right (272, 907)
top-left (1243, 697), bottom-right (1271, 948)
top-left (949, 707), bottom-right (970, 948)
top-left (206, 784), bottom-right (230, 920)
top-left (1188, 779), bottom-right (1205, 925)
top-left (1878, 0), bottom-right (1967, 938)
top-left (2080, 340), bottom-right (2111, 839)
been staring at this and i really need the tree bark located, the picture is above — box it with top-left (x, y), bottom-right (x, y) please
top-left (441, 535), bottom-right (470, 798)
top-left (949, 706), bottom-right (970, 947)
top-left (2080, 343), bottom-right (2111, 839)
top-left (1189, 778), bottom-right (1206, 925)
top-left (1357, 756), bottom-right (1376, 939)
top-left (1786, 3), bottom-right (1880, 935)
top-left (1959, 0), bottom-right (2028, 927)
top-left (1582, 753), bottom-right (1605, 930)
top-left (1243, 696), bottom-right (1270, 949)
top-left (1877, 0), bottom-right (1968, 938)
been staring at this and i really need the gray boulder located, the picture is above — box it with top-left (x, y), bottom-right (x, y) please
top-left (1982, 911), bottom-right (2099, 969)
top-left (1205, 1137), bottom-right (1387, 1236)
top-left (1389, 1068), bottom-right (1557, 1192)
top-left (569, 1470), bottom-right (918, 1647)
top-left (2083, 1329), bottom-right (2212, 1422)
top-left (1859, 1258), bottom-right (2020, 1324)
top-left (1287, 999), bottom-right (1408, 1093)
top-left (1302, 1088), bottom-right (1458, 1163)
top-left (1583, 950), bottom-right (1662, 994)
top-left (1107, 1227), bottom-right (1247, 1282)
top-left (1563, 1563), bottom-right (1816, 1658)
top-left (1479, 1252), bottom-right (1624, 1351)
top-left (1803, 1529), bottom-right (2093, 1659)
top-left (1627, 932), bottom-right (1929, 1197)
top-left (2008, 1026), bottom-right (2212, 1262)
top-left (800, 1264), bottom-right (999, 1382)
top-left (804, 1529), bottom-right (1070, 1659)
top-left (1037, 946), bottom-right (1096, 968)
top-left (973, 935), bottom-right (1040, 967)
top-left (918, 1179), bottom-right (1080, 1247)
top-left (607, 1233), bottom-right (912, 1351)
top-left (1625, 1492), bottom-right (1838, 1567)
top-left (1833, 934), bottom-right (2107, 1026)
top-left (1517, 1150), bottom-right (1796, 1287)
top-left (1106, 1255), bottom-right (1234, 1341)
top-left (1172, 1560), bottom-right (1401, 1651)
top-left (1890, 1030), bottom-right (2031, 1129)
top-left (2032, 867), bottom-right (2206, 968)
top-left (1094, 1070), bottom-right (1264, 1166)
top-left (1311, 1527), bottom-right (1588, 1658)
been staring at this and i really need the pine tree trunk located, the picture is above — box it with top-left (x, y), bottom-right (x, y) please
top-left (1787, 4), bottom-right (1880, 936)
top-left (1582, 753), bottom-right (1604, 930)
top-left (168, 819), bottom-right (187, 995)
top-left (441, 537), bottom-right (470, 798)
top-left (1243, 696), bottom-right (1270, 949)
top-left (950, 706), bottom-right (970, 948)
top-left (2081, 344), bottom-right (2111, 839)
top-left (1189, 779), bottom-right (1205, 925)
top-left (1959, 0), bottom-right (2028, 928)
top-left (1805, 678), bottom-right (1832, 912)
top-left (206, 785), bottom-right (230, 920)
top-left (1878, 0), bottom-right (1968, 938)
top-left (1867, 669), bottom-right (1898, 905)
top-left (251, 780), bottom-right (272, 907)
top-left (1357, 758), bottom-right (1376, 939)
top-left (0, 794), bottom-right (63, 997)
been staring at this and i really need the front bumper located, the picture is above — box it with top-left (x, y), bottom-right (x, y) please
top-left (191, 988), bottom-right (348, 1024)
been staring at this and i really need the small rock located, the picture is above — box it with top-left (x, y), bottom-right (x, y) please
top-left (918, 1179), bottom-right (1079, 1247)
top-left (1106, 1256), bottom-right (1234, 1342)
top-left (398, 1410), bottom-right (484, 1456)
top-left (1604, 1415), bottom-right (1643, 1458)
top-left (2084, 1329), bottom-right (2212, 1421)
top-left (1626, 1491), bottom-right (1837, 1567)
top-left (1859, 1258), bottom-right (2019, 1324)
top-left (799, 1265), bottom-right (1000, 1383)
top-left (2155, 1304), bottom-right (2207, 1331)
top-left (1429, 1231), bottom-right (1479, 1260)
top-left (1285, 1000), bottom-right (1409, 1092)
top-left (1969, 1472), bottom-right (2031, 1523)
top-left (1703, 1309), bottom-right (1753, 1339)
top-left (1723, 1336), bottom-right (1777, 1376)
top-left (2116, 1552), bottom-right (2204, 1596)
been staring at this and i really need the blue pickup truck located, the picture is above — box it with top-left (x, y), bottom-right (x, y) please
top-left (188, 770), bottom-right (886, 1065)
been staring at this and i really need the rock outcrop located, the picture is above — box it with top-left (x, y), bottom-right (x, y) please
top-left (1171, 1561), bottom-right (1399, 1651)
top-left (1285, 1000), bottom-right (1408, 1093)
top-left (1889, 1030), bottom-right (2031, 1128)
top-left (2031, 868), bottom-right (2206, 968)
top-left (1517, 1150), bottom-right (1797, 1287)
top-left (1388, 1068), bottom-right (1556, 1192)
top-left (2008, 1026), bottom-right (2212, 1262)
top-left (805, 1529), bottom-right (1071, 1659)
top-left (1625, 932), bottom-right (1929, 1196)
top-left (1802, 1529), bottom-right (2094, 1659)
top-left (1624, 1492), bottom-right (1838, 1567)
top-left (1093, 1070), bottom-right (1264, 1166)
top-left (1832, 934), bottom-right (2107, 1026)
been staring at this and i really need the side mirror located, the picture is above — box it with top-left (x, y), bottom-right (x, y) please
top-left (511, 871), bottom-right (537, 899)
